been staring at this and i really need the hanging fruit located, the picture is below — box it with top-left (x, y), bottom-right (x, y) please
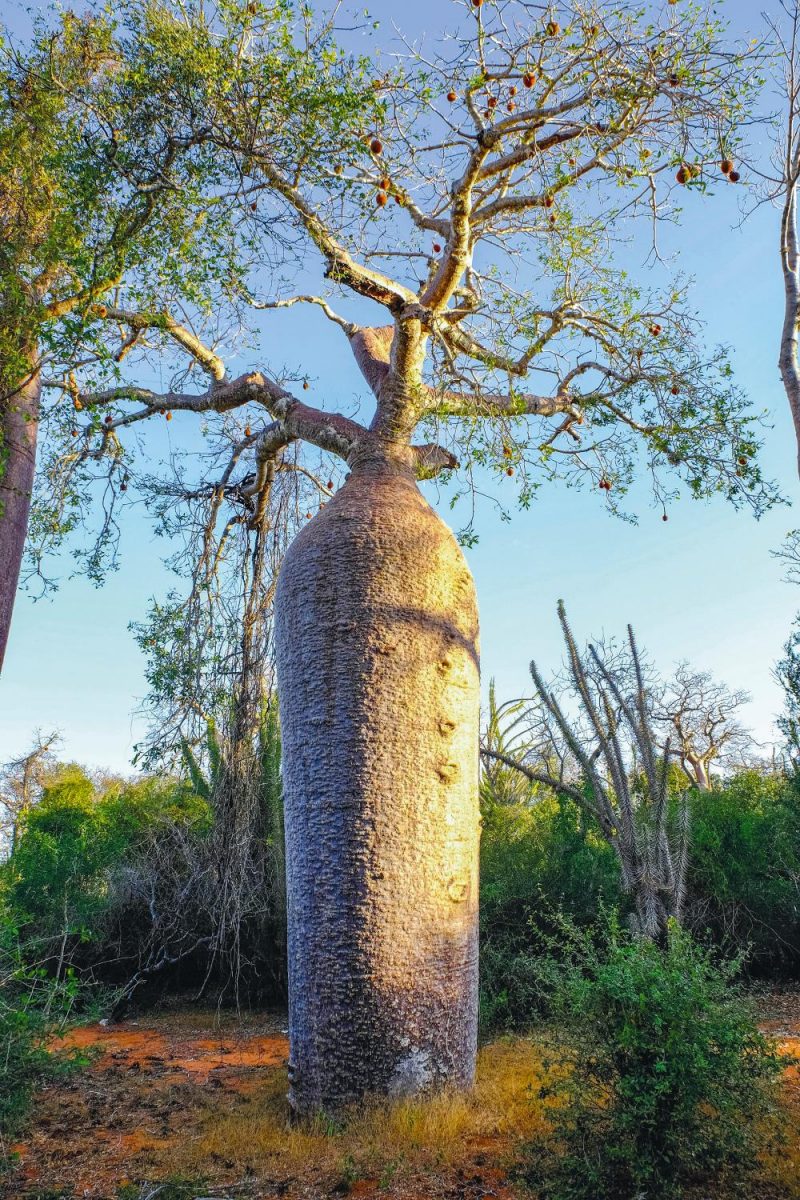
top-left (370, 137), bottom-right (383, 155)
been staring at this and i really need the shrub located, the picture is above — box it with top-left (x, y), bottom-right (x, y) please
top-left (0, 901), bottom-right (88, 1144)
top-left (3, 769), bottom-right (211, 980)
top-left (688, 770), bottom-right (800, 971)
top-left (529, 918), bottom-right (785, 1200)
top-left (479, 796), bottom-right (619, 1031)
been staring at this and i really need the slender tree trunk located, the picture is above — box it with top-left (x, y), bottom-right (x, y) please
top-left (779, 182), bottom-right (800, 476)
top-left (275, 452), bottom-right (480, 1114)
top-left (0, 349), bottom-right (40, 673)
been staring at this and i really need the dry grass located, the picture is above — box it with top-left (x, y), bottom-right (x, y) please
top-left (174, 1036), bottom-right (555, 1187)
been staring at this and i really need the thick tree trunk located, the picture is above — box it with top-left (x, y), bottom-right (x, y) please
top-left (275, 452), bottom-right (480, 1114)
top-left (0, 352), bottom-right (39, 673)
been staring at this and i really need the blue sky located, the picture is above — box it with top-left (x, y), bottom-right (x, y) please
top-left (1, 0), bottom-right (799, 773)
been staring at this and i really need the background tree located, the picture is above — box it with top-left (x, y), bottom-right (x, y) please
top-left (765, 0), bottom-right (800, 474)
top-left (0, 6), bottom-right (260, 667)
top-left (18, 0), bottom-right (778, 1111)
top-left (0, 731), bottom-right (59, 857)
top-left (653, 663), bottom-right (752, 790)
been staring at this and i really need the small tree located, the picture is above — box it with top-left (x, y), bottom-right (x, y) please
top-left (485, 602), bottom-right (690, 939)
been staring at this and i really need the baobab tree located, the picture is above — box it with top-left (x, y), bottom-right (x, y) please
top-left (9, 0), bottom-right (778, 1111)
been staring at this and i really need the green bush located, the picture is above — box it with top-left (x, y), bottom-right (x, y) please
top-left (0, 901), bottom-right (89, 1144)
top-left (530, 918), bottom-right (785, 1200)
top-left (3, 769), bottom-right (210, 975)
top-left (479, 795), bottom-right (619, 1031)
top-left (688, 770), bottom-right (800, 971)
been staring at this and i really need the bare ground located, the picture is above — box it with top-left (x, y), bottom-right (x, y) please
top-left (2, 993), bottom-right (799, 1200)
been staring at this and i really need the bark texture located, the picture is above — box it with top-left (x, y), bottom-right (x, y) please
top-left (275, 455), bottom-right (480, 1114)
top-left (0, 356), bottom-right (39, 673)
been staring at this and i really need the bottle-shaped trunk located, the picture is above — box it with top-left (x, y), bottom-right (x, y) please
top-left (0, 350), bottom-right (40, 672)
top-left (275, 460), bottom-right (480, 1114)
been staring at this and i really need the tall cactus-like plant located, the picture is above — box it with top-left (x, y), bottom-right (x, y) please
top-left (484, 602), bottom-right (690, 940)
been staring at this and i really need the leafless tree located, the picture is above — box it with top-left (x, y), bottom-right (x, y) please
top-left (0, 730), bottom-right (60, 858)
top-left (653, 663), bottom-right (752, 790)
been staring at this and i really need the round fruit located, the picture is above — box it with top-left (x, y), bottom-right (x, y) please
top-left (104, 414), bottom-right (113, 425)
top-left (327, 480), bottom-right (334, 490)
top-left (721, 158), bottom-right (734, 175)
top-left (728, 170), bottom-right (740, 183)
top-left (488, 96), bottom-right (497, 108)
top-left (380, 176), bottom-right (390, 191)
top-left (523, 72), bottom-right (535, 88)
top-left (250, 201), bottom-right (257, 212)
top-left (546, 21), bottom-right (561, 35)
top-left (303, 380), bottom-right (310, 390)
top-left (509, 85), bottom-right (517, 96)
top-left (447, 91), bottom-right (457, 102)
top-left (376, 191), bottom-right (388, 206)
top-left (544, 194), bottom-right (554, 207)
top-left (73, 397), bottom-right (83, 411)
top-left (472, 0), bottom-right (483, 7)
top-left (650, 323), bottom-right (662, 336)
top-left (95, 304), bottom-right (108, 318)
top-left (506, 466), bottom-right (514, 476)
top-left (676, 166), bottom-right (689, 184)
top-left (370, 137), bottom-right (383, 154)
top-left (165, 411), bottom-right (172, 420)
top-left (433, 243), bottom-right (442, 252)
top-left (245, 425), bottom-right (251, 437)
top-left (738, 456), bottom-right (747, 465)
top-left (502, 445), bottom-right (512, 458)
top-left (662, 513), bottom-right (668, 521)
top-left (120, 482), bottom-right (127, 492)
top-left (70, 429), bottom-right (78, 437)
top-left (671, 384), bottom-right (680, 395)
top-left (507, 101), bottom-right (515, 112)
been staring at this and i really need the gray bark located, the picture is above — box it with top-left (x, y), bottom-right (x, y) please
top-left (275, 451), bottom-right (480, 1114)
top-left (0, 352), bottom-right (39, 673)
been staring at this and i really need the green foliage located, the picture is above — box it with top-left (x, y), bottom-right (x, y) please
top-left (530, 919), bottom-right (785, 1200)
top-left (688, 770), bottom-right (800, 970)
top-left (4, 768), bottom-right (210, 962)
top-left (0, 900), bottom-right (88, 1143)
top-left (479, 796), bottom-right (619, 1031)
top-left (777, 616), bottom-right (800, 764)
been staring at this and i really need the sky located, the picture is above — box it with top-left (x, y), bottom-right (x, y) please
top-left (1, 0), bottom-right (800, 774)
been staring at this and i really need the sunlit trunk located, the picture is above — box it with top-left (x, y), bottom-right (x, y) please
top-left (0, 350), bottom-right (39, 672)
top-left (275, 453), bottom-right (480, 1114)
